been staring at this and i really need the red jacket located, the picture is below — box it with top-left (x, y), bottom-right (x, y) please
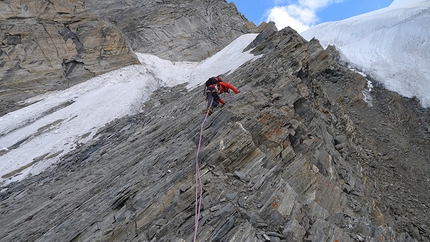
top-left (208, 81), bottom-right (239, 105)
top-left (219, 82), bottom-right (239, 94)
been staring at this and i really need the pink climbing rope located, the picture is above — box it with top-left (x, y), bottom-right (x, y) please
top-left (193, 99), bottom-right (213, 242)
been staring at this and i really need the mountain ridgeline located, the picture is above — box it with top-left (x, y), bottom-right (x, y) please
top-left (1, 0), bottom-right (430, 241)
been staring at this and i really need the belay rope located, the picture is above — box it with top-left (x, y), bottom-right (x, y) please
top-left (193, 98), bottom-right (213, 242)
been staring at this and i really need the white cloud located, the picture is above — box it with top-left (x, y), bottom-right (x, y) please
top-left (267, 6), bottom-right (315, 33)
top-left (298, 0), bottom-right (343, 10)
top-left (266, 0), bottom-right (344, 33)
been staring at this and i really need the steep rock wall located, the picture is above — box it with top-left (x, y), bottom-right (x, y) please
top-left (0, 0), bottom-right (139, 115)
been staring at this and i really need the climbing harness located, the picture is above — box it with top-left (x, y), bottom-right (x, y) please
top-left (193, 99), bottom-right (213, 242)
top-left (205, 84), bottom-right (219, 94)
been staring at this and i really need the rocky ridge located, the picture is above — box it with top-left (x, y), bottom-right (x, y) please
top-left (1, 23), bottom-right (429, 241)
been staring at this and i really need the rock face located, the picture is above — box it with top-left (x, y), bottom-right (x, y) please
top-left (1, 24), bottom-right (429, 241)
top-left (0, 0), bottom-right (259, 115)
top-left (85, 0), bottom-right (262, 61)
top-left (0, 0), bottom-right (140, 115)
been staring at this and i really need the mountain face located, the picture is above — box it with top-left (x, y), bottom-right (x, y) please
top-left (0, 0), bottom-right (259, 116)
top-left (84, 0), bottom-right (262, 61)
top-left (1, 2), bottom-right (430, 242)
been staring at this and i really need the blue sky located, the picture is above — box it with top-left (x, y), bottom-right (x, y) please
top-left (228, 0), bottom-right (394, 33)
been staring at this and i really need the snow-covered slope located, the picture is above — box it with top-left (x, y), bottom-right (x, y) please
top-left (0, 34), bottom-right (260, 186)
top-left (302, 0), bottom-right (430, 108)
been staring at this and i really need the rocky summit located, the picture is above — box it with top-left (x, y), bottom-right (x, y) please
top-left (1, 1), bottom-right (430, 242)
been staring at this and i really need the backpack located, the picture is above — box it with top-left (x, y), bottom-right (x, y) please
top-left (205, 77), bottom-right (222, 93)
top-left (205, 77), bottom-right (222, 87)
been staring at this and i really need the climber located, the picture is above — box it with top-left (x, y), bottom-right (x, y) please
top-left (204, 76), bottom-right (239, 115)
